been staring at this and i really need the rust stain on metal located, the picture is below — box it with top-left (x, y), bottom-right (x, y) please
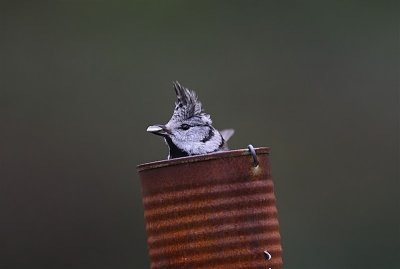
top-left (137, 147), bottom-right (283, 269)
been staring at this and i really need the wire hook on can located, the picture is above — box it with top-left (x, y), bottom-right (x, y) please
top-left (247, 144), bottom-right (259, 167)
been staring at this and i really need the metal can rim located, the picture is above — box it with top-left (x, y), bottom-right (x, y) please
top-left (137, 147), bottom-right (270, 172)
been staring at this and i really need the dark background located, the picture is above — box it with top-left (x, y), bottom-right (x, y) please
top-left (1, 1), bottom-right (398, 269)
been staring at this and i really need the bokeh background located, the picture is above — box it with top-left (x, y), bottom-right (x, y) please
top-left (1, 1), bottom-right (398, 268)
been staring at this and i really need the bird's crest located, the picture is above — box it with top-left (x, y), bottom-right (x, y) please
top-left (172, 81), bottom-right (211, 124)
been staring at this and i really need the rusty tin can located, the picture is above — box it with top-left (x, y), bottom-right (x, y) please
top-left (137, 147), bottom-right (282, 269)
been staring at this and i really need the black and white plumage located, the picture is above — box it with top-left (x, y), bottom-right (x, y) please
top-left (147, 81), bottom-right (234, 159)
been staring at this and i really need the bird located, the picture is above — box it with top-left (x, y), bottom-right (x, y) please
top-left (147, 81), bottom-right (234, 159)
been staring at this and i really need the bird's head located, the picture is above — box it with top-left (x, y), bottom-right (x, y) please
top-left (147, 82), bottom-right (222, 158)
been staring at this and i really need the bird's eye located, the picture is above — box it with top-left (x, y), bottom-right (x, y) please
top-left (180, 124), bottom-right (191, 130)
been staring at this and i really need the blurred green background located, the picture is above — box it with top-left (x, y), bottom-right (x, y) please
top-left (1, 1), bottom-right (398, 268)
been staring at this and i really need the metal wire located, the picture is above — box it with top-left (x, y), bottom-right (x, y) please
top-left (247, 144), bottom-right (259, 167)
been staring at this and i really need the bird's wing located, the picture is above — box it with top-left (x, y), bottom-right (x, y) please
top-left (219, 129), bottom-right (235, 142)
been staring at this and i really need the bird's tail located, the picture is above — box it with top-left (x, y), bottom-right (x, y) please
top-left (219, 129), bottom-right (235, 142)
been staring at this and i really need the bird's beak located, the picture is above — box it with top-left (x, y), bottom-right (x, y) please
top-left (147, 125), bottom-right (170, 136)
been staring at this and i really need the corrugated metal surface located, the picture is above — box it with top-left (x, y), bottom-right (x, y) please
top-left (137, 147), bottom-right (282, 269)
